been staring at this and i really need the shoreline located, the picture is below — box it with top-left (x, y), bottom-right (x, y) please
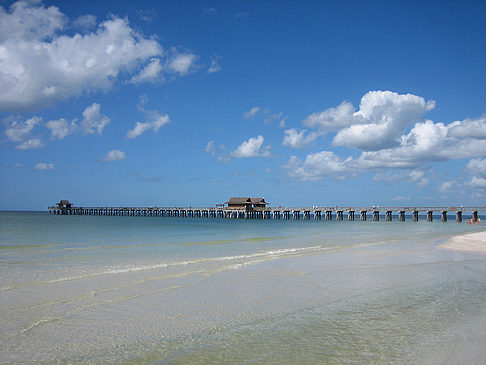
top-left (440, 230), bottom-right (486, 253)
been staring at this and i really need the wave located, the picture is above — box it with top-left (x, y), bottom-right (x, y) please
top-left (0, 242), bottom-right (388, 293)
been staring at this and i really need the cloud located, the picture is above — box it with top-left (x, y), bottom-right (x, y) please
top-left (4, 116), bottom-right (42, 142)
top-left (16, 138), bottom-right (45, 150)
top-left (356, 118), bottom-right (486, 169)
top-left (282, 128), bottom-right (321, 149)
top-left (137, 9), bottom-right (156, 23)
top-left (263, 111), bottom-right (283, 124)
top-left (207, 56), bottom-right (221, 73)
top-left (303, 101), bottom-right (356, 131)
top-left (127, 122), bottom-right (151, 139)
top-left (0, 1), bottom-right (66, 41)
top-left (284, 90), bottom-right (486, 194)
top-left (468, 177), bottom-right (486, 188)
top-left (231, 135), bottom-right (270, 158)
top-left (333, 91), bottom-right (435, 151)
top-left (447, 115), bottom-right (486, 139)
top-left (439, 181), bottom-right (454, 192)
top-left (243, 106), bottom-right (260, 119)
top-left (373, 170), bottom-right (429, 187)
top-left (205, 140), bottom-right (216, 155)
top-left (130, 58), bottom-right (162, 83)
top-left (285, 113), bottom-right (486, 182)
top-left (243, 106), bottom-right (286, 125)
top-left (4, 102), bottom-right (110, 143)
top-left (45, 118), bottom-right (77, 139)
top-left (102, 149), bottom-right (126, 162)
top-left (126, 107), bottom-right (170, 139)
top-left (167, 51), bottom-right (197, 76)
top-left (303, 91), bottom-right (435, 151)
top-left (34, 162), bottom-right (54, 170)
top-left (81, 103), bottom-right (110, 135)
top-left (467, 158), bottom-right (486, 178)
top-left (205, 141), bottom-right (227, 160)
top-left (0, 1), bottom-right (168, 112)
top-left (283, 151), bottom-right (351, 181)
top-left (73, 14), bottom-right (96, 30)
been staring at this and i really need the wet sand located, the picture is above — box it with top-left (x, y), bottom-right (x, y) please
top-left (440, 230), bottom-right (486, 253)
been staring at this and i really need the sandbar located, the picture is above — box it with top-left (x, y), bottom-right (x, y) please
top-left (440, 230), bottom-right (486, 253)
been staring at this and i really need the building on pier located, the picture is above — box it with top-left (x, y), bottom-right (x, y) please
top-left (57, 200), bottom-right (73, 209)
top-left (225, 197), bottom-right (268, 211)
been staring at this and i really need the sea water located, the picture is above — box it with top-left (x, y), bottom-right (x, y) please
top-left (1, 211), bottom-right (486, 363)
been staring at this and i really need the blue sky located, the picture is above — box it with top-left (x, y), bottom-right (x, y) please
top-left (1, 0), bottom-right (486, 210)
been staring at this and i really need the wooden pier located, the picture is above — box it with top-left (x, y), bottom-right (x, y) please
top-left (48, 201), bottom-right (485, 223)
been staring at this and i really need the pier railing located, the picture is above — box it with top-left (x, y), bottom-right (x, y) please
top-left (48, 205), bottom-right (486, 222)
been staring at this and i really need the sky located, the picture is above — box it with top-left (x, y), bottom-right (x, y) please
top-left (1, 0), bottom-right (486, 210)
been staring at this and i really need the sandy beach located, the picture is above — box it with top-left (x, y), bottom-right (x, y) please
top-left (440, 230), bottom-right (486, 253)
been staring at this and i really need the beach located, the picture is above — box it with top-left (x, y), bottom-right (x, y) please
top-left (1, 211), bottom-right (486, 363)
top-left (440, 230), bottom-right (486, 253)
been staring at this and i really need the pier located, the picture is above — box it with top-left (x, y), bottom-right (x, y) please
top-left (48, 201), bottom-right (485, 223)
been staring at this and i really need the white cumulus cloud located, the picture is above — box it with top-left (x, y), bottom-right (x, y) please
top-left (283, 151), bottom-right (351, 181)
top-left (81, 103), bottom-right (110, 135)
top-left (126, 110), bottom-right (170, 139)
top-left (439, 181), bottom-right (454, 192)
top-left (102, 149), bottom-right (126, 162)
top-left (332, 91), bottom-right (435, 151)
top-left (4, 115), bottom-right (41, 142)
top-left (303, 101), bottom-right (356, 131)
top-left (130, 58), bottom-right (163, 84)
top-left (303, 91), bottom-right (435, 151)
top-left (468, 177), bottom-right (486, 188)
top-left (0, 0), bottom-right (66, 41)
top-left (447, 115), bottom-right (486, 139)
top-left (0, 1), bottom-right (168, 112)
top-left (45, 118), bottom-right (77, 139)
top-left (467, 158), bottom-right (486, 178)
top-left (285, 89), bottom-right (486, 183)
top-left (231, 135), bottom-right (270, 158)
top-left (282, 128), bottom-right (321, 149)
top-left (168, 51), bottom-right (197, 75)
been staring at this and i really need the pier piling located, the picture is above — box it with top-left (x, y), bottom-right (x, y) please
top-left (399, 211), bottom-right (405, 222)
top-left (441, 211), bottom-right (448, 222)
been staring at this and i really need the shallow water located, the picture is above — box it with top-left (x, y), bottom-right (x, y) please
top-left (1, 211), bottom-right (485, 363)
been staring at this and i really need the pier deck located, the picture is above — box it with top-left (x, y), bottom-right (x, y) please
top-left (48, 205), bottom-right (486, 222)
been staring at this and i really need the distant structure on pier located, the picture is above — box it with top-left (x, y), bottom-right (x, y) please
top-left (57, 200), bottom-right (73, 209)
top-left (225, 197), bottom-right (268, 211)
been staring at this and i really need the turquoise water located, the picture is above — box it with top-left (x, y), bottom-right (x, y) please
top-left (1, 211), bottom-right (486, 363)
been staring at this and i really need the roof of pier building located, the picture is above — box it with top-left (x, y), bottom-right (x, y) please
top-left (250, 198), bottom-right (267, 206)
top-left (225, 197), bottom-right (267, 206)
top-left (57, 200), bottom-right (72, 207)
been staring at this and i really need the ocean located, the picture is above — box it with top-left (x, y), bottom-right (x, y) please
top-left (1, 211), bottom-right (486, 364)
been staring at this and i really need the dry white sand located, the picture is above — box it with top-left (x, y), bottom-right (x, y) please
top-left (440, 230), bottom-right (486, 253)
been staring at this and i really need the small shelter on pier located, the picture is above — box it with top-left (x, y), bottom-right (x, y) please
top-left (225, 197), bottom-right (268, 211)
top-left (57, 200), bottom-right (73, 209)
